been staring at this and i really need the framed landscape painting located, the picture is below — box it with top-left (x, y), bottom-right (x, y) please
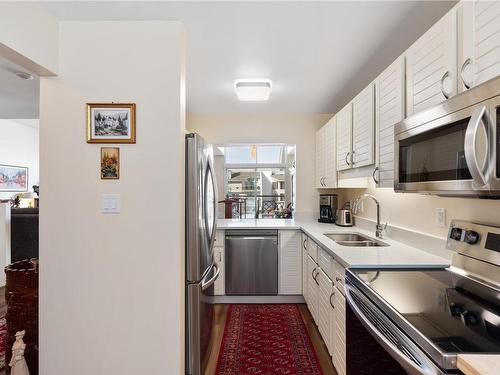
top-left (87, 103), bottom-right (136, 143)
top-left (0, 165), bottom-right (28, 192)
top-left (100, 147), bottom-right (120, 180)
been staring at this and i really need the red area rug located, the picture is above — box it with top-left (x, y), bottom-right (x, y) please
top-left (216, 304), bottom-right (323, 375)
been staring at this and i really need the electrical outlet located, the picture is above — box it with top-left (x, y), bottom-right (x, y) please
top-left (436, 208), bottom-right (446, 227)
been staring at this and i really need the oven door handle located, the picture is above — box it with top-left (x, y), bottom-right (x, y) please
top-left (345, 284), bottom-right (443, 375)
top-left (465, 105), bottom-right (491, 190)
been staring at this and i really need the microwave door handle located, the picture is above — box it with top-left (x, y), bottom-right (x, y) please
top-left (465, 105), bottom-right (491, 189)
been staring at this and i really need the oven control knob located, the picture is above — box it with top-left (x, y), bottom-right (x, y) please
top-left (463, 230), bottom-right (480, 245)
top-left (450, 227), bottom-right (463, 241)
top-left (449, 303), bottom-right (464, 317)
top-left (460, 310), bottom-right (479, 326)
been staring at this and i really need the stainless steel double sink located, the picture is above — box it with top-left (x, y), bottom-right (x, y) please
top-left (323, 233), bottom-right (389, 247)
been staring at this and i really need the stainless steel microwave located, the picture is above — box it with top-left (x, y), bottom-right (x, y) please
top-left (394, 75), bottom-right (500, 198)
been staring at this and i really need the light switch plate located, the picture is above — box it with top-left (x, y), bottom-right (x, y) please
top-left (436, 208), bottom-right (446, 227)
top-left (102, 194), bottom-right (120, 214)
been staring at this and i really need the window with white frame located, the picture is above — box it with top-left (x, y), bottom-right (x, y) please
top-left (213, 144), bottom-right (296, 219)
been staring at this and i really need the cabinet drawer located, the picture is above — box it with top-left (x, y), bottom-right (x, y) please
top-left (318, 247), bottom-right (334, 280)
top-left (333, 260), bottom-right (345, 291)
top-left (307, 239), bottom-right (318, 262)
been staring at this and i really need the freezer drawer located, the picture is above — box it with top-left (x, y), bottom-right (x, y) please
top-left (225, 230), bottom-right (278, 295)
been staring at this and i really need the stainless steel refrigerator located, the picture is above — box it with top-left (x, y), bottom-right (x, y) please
top-left (185, 133), bottom-right (219, 375)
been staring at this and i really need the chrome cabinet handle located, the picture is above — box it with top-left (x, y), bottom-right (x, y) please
top-left (461, 58), bottom-right (472, 90)
top-left (313, 270), bottom-right (319, 285)
top-left (201, 264), bottom-right (220, 291)
top-left (345, 152), bottom-right (350, 166)
top-left (329, 291), bottom-right (335, 309)
top-left (372, 166), bottom-right (379, 184)
top-left (350, 150), bottom-right (355, 166)
top-left (303, 238), bottom-right (307, 250)
top-left (465, 105), bottom-right (492, 189)
top-left (440, 71), bottom-right (451, 99)
top-left (336, 277), bottom-right (342, 283)
top-left (311, 267), bottom-right (317, 280)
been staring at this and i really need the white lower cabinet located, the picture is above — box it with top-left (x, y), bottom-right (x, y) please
top-left (306, 254), bottom-right (319, 322)
top-left (302, 240), bottom-right (347, 375)
top-left (302, 234), bottom-right (309, 303)
top-left (328, 284), bottom-right (336, 357)
top-left (332, 285), bottom-right (346, 375)
top-left (317, 268), bottom-right (333, 346)
top-left (214, 245), bottom-right (225, 296)
top-left (278, 230), bottom-right (302, 295)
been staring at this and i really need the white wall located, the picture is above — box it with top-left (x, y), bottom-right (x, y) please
top-left (187, 113), bottom-right (332, 217)
top-left (341, 180), bottom-right (500, 238)
top-left (39, 21), bottom-right (185, 375)
top-left (0, 2), bottom-right (58, 75)
top-left (0, 119), bottom-right (39, 200)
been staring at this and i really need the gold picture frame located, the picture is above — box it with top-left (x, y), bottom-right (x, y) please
top-left (87, 103), bottom-right (136, 143)
top-left (100, 147), bottom-right (120, 180)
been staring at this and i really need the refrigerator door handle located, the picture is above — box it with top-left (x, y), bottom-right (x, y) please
top-left (201, 264), bottom-right (220, 291)
top-left (204, 157), bottom-right (218, 254)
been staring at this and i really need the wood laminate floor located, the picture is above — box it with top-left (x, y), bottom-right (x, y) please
top-left (204, 304), bottom-right (337, 375)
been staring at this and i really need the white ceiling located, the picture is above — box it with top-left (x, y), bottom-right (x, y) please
top-left (3, 1), bottom-right (457, 117)
top-left (0, 57), bottom-right (39, 119)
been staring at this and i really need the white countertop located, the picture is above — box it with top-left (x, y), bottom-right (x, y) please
top-left (217, 218), bottom-right (450, 269)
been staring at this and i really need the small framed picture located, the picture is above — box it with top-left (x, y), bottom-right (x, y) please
top-left (100, 147), bottom-right (120, 180)
top-left (87, 103), bottom-right (136, 143)
top-left (0, 165), bottom-right (28, 192)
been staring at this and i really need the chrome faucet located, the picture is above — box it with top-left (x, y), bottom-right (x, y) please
top-left (353, 194), bottom-right (387, 238)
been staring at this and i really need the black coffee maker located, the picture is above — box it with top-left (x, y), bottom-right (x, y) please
top-left (318, 194), bottom-right (337, 223)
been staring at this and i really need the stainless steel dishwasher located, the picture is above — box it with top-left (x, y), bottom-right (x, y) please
top-left (225, 229), bottom-right (278, 295)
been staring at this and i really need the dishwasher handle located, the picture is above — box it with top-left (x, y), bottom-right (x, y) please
top-left (239, 237), bottom-right (272, 240)
top-left (225, 229), bottom-right (278, 238)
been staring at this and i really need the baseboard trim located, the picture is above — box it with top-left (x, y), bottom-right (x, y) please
top-left (213, 295), bottom-right (305, 304)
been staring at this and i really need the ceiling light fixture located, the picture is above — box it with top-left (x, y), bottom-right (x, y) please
top-left (14, 71), bottom-right (34, 81)
top-left (234, 79), bottom-right (272, 101)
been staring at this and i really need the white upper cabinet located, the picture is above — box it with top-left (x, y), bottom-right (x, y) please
top-left (336, 102), bottom-right (353, 171)
top-left (315, 126), bottom-right (326, 187)
top-left (459, 0), bottom-right (500, 91)
top-left (406, 8), bottom-right (457, 116)
top-left (352, 83), bottom-right (375, 168)
top-left (315, 116), bottom-right (337, 188)
top-left (324, 119), bottom-right (337, 187)
top-left (375, 56), bottom-right (405, 188)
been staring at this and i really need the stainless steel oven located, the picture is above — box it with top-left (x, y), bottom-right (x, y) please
top-left (394, 75), bottom-right (500, 197)
top-left (345, 220), bottom-right (500, 375)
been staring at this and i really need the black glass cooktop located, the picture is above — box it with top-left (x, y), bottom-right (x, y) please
top-left (351, 268), bottom-right (500, 354)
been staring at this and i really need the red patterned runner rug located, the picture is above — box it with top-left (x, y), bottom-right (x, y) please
top-left (216, 304), bottom-right (324, 375)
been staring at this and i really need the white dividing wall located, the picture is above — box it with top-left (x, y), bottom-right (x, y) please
top-left (0, 119), bottom-right (39, 200)
top-left (187, 113), bottom-right (332, 217)
top-left (0, 203), bottom-right (11, 286)
top-left (39, 21), bottom-right (185, 374)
